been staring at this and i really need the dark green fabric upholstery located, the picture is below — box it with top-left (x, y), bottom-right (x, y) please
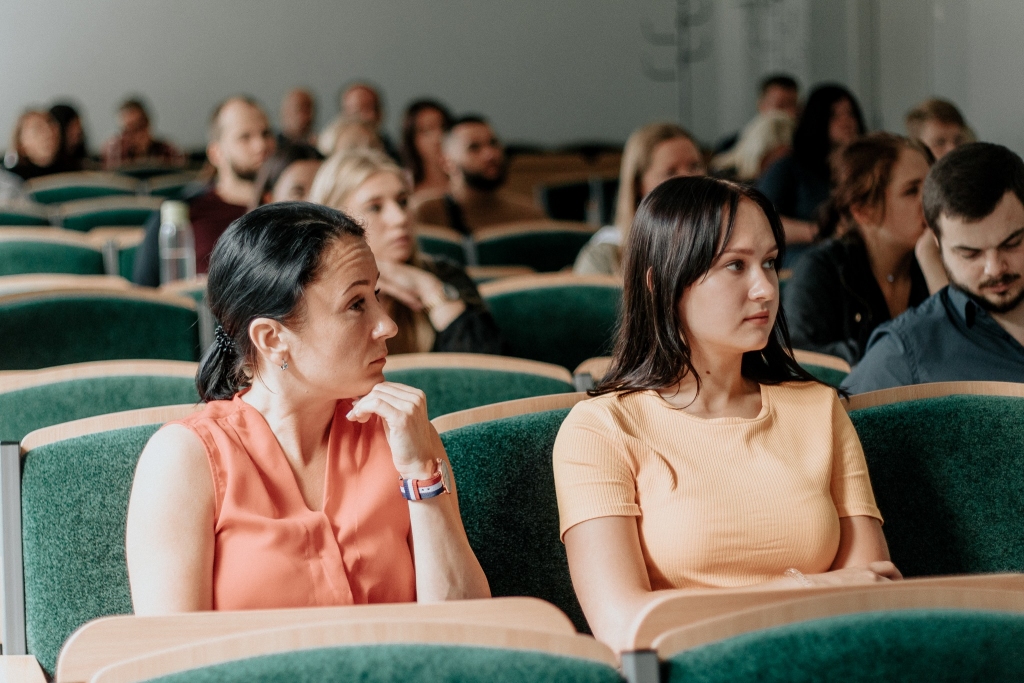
top-left (0, 295), bottom-right (200, 369)
top-left (0, 376), bottom-right (199, 442)
top-left (666, 610), bottom-right (1024, 683)
top-left (0, 210), bottom-right (50, 226)
top-left (416, 235), bottom-right (466, 265)
top-left (22, 424), bottom-right (161, 674)
top-left (118, 245), bottom-right (137, 279)
top-left (849, 395), bottom-right (1024, 577)
top-left (29, 186), bottom-right (135, 205)
top-left (440, 408), bottom-right (587, 631)
top-left (144, 644), bottom-right (622, 683)
top-left (476, 231), bottom-right (595, 272)
top-left (0, 241), bottom-right (105, 276)
top-left (800, 364), bottom-right (848, 388)
top-left (61, 208), bottom-right (157, 232)
top-left (484, 284), bottom-right (621, 370)
top-left (384, 367), bottom-right (573, 419)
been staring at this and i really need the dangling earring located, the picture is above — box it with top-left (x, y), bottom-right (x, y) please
top-left (280, 360), bottom-right (289, 371)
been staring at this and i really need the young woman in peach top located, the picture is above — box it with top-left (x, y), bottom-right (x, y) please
top-left (126, 202), bottom-right (489, 613)
top-left (554, 176), bottom-right (900, 652)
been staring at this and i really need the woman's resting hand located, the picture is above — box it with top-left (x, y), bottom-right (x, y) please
top-left (346, 381), bottom-right (443, 479)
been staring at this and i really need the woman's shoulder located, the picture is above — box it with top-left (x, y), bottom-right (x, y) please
top-left (562, 391), bottom-right (658, 430)
top-left (764, 381), bottom-right (841, 415)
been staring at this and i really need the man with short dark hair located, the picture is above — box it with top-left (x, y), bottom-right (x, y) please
top-left (713, 74), bottom-right (800, 154)
top-left (133, 96), bottom-right (275, 286)
top-left (842, 142), bottom-right (1024, 392)
top-left (411, 115), bottom-right (544, 234)
top-left (102, 98), bottom-right (183, 169)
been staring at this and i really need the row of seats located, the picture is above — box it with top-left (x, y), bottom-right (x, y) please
top-left (0, 195), bottom-right (162, 232)
top-left (1, 380), bottom-right (1022, 679)
top-left (415, 221), bottom-right (597, 272)
top-left (20, 170), bottom-right (201, 205)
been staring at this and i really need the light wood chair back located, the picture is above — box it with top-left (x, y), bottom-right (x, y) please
top-left (24, 172), bottom-right (140, 197)
top-left (0, 227), bottom-right (95, 244)
top-left (0, 360), bottom-right (197, 394)
top-left (626, 572), bottom-right (1024, 653)
top-left (21, 403), bottom-right (202, 453)
top-left (574, 356), bottom-right (612, 381)
top-left (385, 352), bottom-right (572, 384)
top-left (648, 583), bottom-right (1024, 659)
top-left (0, 287), bottom-right (195, 311)
top-left (464, 265), bottom-right (534, 282)
top-left (85, 227), bottom-right (146, 249)
top-left (159, 275), bottom-right (208, 298)
top-left (792, 350), bottom-right (851, 373)
top-left (57, 196), bottom-right (163, 219)
top-left (478, 272), bottom-right (621, 298)
top-left (843, 380), bottom-right (1024, 412)
top-left (0, 274), bottom-right (133, 297)
top-left (57, 597), bottom-right (575, 683)
top-left (432, 392), bottom-right (587, 433)
top-left (414, 224), bottom-right (464, 243)
top-left (0, 656), bottom-right (46, 683)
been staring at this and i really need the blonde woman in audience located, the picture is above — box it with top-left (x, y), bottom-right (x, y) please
top-left (555, 176), bottom-right (900, 653)
top-left (710, 111), bottom-right (795, 183)
top-left (309, 149), bottom-right (504, 354)
top-left (573, 122), bottom-right (705, 276)
top-left (126, 202), bottom-right (490, 613)
top-left (317, 118), bottom-right (383, 157)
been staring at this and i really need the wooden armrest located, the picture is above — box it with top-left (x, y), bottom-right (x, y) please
top-left (0, 656), bottom-right (46, 683)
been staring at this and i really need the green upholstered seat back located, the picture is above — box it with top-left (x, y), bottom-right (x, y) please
top-left (665, 610), bottom-right (1024, 683)
top-left (849, 395), bottom-right (1024, 576)
top-left (476, 231), bottom-right (594, 272)
top-left (799, 363), bottom-right (848, 388)
top-left (416, 235), bottom-right (465, 265)
top-left (118, 245), bottom-right (137, 279)
top-left (29, 186), bottom-right (135, 205)
top-left (484, 285), bottom-right (621, 370)
top-left (440, 408), bottom-right (587, 631)
top-left (142, 644), bottom-right (622, 683)
top-left (383, 367), bottom-right (574, 419)
top-left (61, 208), bottom-right (157, 232)
top-left (0, 296), bottom-right (200, 370)
top-left (0, 241), bottom-right (105, 276)
top-left (21, 424), bottom-right (161, 674)
top-left (0, 376), bottom-right (199, 443)
top-left (0, 211), bottom-right (50, 226)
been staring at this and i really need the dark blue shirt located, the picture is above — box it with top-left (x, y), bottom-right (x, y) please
top-left (841, 285), bottom-right (1024, 393)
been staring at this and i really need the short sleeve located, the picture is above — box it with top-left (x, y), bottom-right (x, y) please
top-left (552, 400), bottom-right (640, 540)
top-left (828, 395), bottom-right (883, 522)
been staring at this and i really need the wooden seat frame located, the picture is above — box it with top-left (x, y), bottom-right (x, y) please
top-left (384, 352), bottom-right (573, 385)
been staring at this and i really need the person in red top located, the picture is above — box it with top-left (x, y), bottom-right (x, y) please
top-left (126, 202), bottom-right (489, 612)
top-left (132, 96), bottom-right (275, 285)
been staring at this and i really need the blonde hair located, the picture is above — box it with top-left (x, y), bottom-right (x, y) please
top-left (308, 149), bottom-right (434, 354)
top-left (711, 111), bottom-right (795, 181)
top-left (614, 122), bottom-right (698, 232)
top-left (317, 117), bottom-right (383, 157)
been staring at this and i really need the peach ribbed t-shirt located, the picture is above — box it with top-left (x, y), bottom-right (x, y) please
top-left (171, 394), bottom-right (416, 610)
top-left (553, 382), bottom-right (881, 591)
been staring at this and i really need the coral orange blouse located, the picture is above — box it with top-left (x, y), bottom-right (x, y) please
top-left (171, 394), bottom-right (416, 610)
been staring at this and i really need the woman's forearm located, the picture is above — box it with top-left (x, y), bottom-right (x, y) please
top-left (409, 492), bottom-right (490, 601)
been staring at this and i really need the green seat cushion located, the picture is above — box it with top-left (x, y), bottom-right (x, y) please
top-left (441, 408), bottom-right (587, 631)
top-left (384, 367), bottom-right (573, 419)
top-left (61, 208), bottom-right (157, 232)
top-left (666, 610), bottom-right (1024, 683)
top-left (118, 245), bottom-right (137, 279)
top-left (484, 285), bottom-right (621, 370)
top-left (476, 232), bottom-right (594, 272)
top-left (0, 241), bottom-right (105, 276)
top-left (22, 424), bottom-right (161, 674)
top-left (0, 211), bottom-right (50, 226)
top-left (144, 644), bottom-right (622, 683)
top-left (800, 364), bottom-right (848, 388)
top-left (0, 376), bottom-right (199, 442)
top-left (0, 296), bottom-right (200, 370)
top-left (416, 235), bottom-right (465, 265)
top-left (30, 186), bottom-right (136, 205)
top-left (849, 395), bottom-right (1024, 576)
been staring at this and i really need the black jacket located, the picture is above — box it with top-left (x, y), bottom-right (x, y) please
top-left (783, 232), bottom-right (930, 365)
top-left (420, 256), bottom-right (506, 355)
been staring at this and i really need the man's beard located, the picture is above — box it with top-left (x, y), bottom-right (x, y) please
top-left (462, 164), bottom-right (507, 192)
top-left (950, 269), bottom-right (1024, 314)
top-left (231, 161), bottom-right (260, 183)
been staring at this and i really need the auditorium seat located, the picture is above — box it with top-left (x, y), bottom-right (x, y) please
top-left (0, 201), bottom-right (52, 226)
top-left (58, 599), bottom-right (608, 683)
top-left (0, 230), bottom-right (105, 276)
top-left (86, 227), bottom-right (147, 279)
top-left (0, 274), bottom-right (132, 297)
top-left (145, 171), bottom-right (203, 200)
top-left (846, 381), bottom-right (1024, 577)
top-left (463, 265), bottom-right (533, 284)
top-left (0, 360), bottom-right (199, 443)
top-left (0, 405), bottom-right (202, 675)
top-left (58, 196), bottom-right (162, 233)
top-left (383, 353), bottom-right (575, 419)
top-left (0, 289), bottom-right (201, 369)
top-left (434, 393), bottom-right (588, 631)
top-left (479, 274), bottom-right (621, 371)
top-left (415, 224), bottom-right (468, 265)
top-left (473, 220), bottom-right (596, 272)
top-left (23, 172), bottom-right (141, 205)
top-left (792, 349), bottom-right (850, 387)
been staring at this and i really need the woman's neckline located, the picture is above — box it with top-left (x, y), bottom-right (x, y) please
top-left (644, 382), bottom-right (771, 424)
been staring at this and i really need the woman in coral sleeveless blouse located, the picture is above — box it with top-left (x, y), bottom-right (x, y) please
top-left (126, 202), bottom-right (489, 613)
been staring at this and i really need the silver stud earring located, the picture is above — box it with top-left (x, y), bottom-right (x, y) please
top-left (280, 361), bottom-right (288, 371)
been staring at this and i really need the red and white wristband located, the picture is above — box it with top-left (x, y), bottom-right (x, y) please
top-left (399, 459), bottom-right (451, 501)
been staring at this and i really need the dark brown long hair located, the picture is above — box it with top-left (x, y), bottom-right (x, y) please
top-left (400, 99), bottom-right (453, 185)
top-left (593, 175), bottom-right (819, 397)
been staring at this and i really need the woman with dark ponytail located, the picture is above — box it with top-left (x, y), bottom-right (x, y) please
top-left (783, 133), bottom-right (934, 364)
top-left (126, 202), bottom-right (489, 613)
